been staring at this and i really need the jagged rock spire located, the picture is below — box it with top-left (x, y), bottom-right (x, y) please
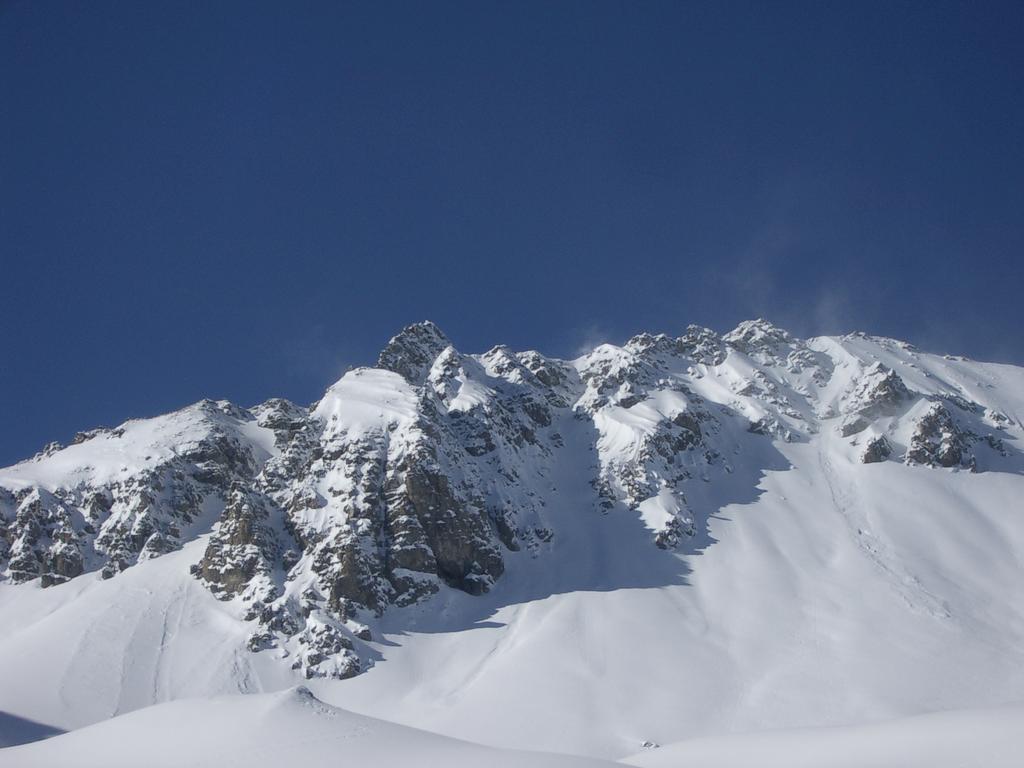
top-left (377, 321), bottom-right (453, 383)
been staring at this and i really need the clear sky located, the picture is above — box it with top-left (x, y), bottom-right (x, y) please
top-left (2, 1), bottom-right (1022, 465)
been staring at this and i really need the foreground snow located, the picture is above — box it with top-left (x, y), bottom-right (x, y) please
top-left (3, 691), bottom-right (1021, 768)
top-left (0, 687), bottom-right (617, 768)
top-left (2, 435), bottom-right (1022, 758)
top-left (624, 705), bottom-right (1024, 767)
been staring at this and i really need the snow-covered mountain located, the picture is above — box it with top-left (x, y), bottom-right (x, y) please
top-left (1, 319), bottom-right (1023, 763)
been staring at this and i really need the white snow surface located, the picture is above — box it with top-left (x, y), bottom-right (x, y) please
top-left (1, 323), bottom-right (1024, 763)
top-left (6, 692), bottom-right (1021, 768)
top-left (624, 705), bottom-right (1024, 767)
top-left (0, 687), bottom-right (617, 768)
top-left (312, 367), bottom-right (420, 437)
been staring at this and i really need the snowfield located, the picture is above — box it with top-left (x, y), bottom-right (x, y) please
top-left (3, 692), bottom-right (1022, 768)
top-left (0, 687), bottom-right (618, 768)
top-left (1, 320), bottom-right (1023, 764)
top-left (623, 705), bottom-right (1024, 768)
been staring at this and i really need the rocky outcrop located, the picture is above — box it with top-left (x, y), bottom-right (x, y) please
top-left (3, 487), bottom-right (83, 586)
top-left (906, 403), bottom-right (975, 470)
top-left (377, 321), bottom-right (453, 383)
top-left (845, 363), bottom-right (910, 421)
top-left (861, 435), bottom-right (892, 464)
top-left (837, 363), bottom-right (911, 439)
top-left (195, 485), bottom-right (282, 601)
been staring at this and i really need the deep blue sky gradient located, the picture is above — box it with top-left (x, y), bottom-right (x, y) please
top-left (2, 1), bottom-right (1023, 464)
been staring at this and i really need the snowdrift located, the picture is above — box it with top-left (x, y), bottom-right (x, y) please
top-left (0, 687), bottom-right (618, 768)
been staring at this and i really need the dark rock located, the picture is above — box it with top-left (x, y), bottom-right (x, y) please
top-left (861, 436), bottom-right (892, 464)
top-left (906, 403), bottom-right (974, 470)
top-left (196, 487), bottom-right (281, 599)
top-left (377, 321), bottom-right (452, 383)
top-left (671, 411), bottom-right (702, 437)
top-left (840, 416), bottom-right (869, 437)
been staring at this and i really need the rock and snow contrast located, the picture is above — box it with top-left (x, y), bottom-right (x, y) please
top-left (1, 319), bottom-right (1023, 765)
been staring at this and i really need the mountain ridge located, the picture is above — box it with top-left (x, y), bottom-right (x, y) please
top-left (1, 318), bottom-right (1022, 697)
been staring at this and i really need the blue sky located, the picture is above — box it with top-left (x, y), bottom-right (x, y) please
top-left (2, 1), bottom-right (1022, 464)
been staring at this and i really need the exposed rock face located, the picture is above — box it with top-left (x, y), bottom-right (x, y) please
top-left (840, 416), bottom-right (870, 437)
top-left (906, 402), bottom-right (975, 470)
top-left (4, 487), bottom-right (83, 586)
top-left (196, 485), bottom-right (282, 601)
top-left (377, 320), bottom-right (453, 383)
top-left (3, 319), bottom-right (1020, 679)
top-left (845, 363), bottom-right (911, 420)
top-left (1, 400), bottom-right (264, 586)
top-left (861, 435), bottom-right (893, 464)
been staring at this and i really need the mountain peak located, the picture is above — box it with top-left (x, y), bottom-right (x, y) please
top-left (376, 321), bottom-right (453, 383)
top-left (724, 318), bottom-right (793, 352)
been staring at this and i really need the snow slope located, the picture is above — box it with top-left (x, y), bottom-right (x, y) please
top-left (0, 687), bottom-right (617, 768)
top-left (1, 320), bottom-right (1023, 762)
top-left (0, 541), bottom-right (288, 731)
top-left (306, 435), bottom-right (1024, 757)
top-left (624, 705), bottom-right (1024, 768)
